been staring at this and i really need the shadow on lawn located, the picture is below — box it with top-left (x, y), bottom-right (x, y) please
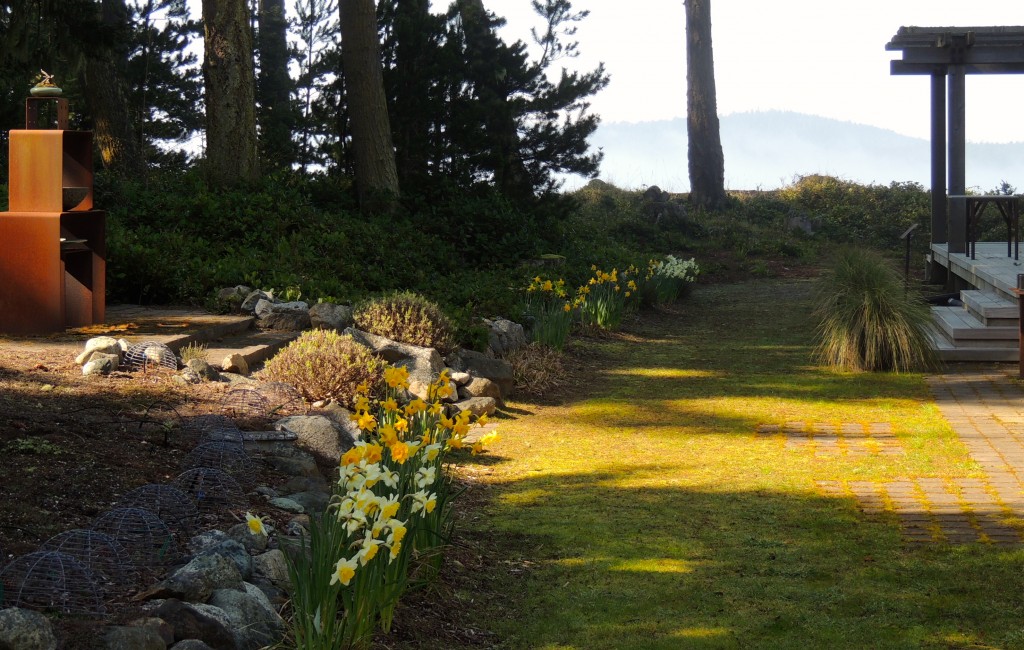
top-left (461, 467), bottom-right (1024, 650)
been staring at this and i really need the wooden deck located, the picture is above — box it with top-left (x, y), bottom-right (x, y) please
top-left (929, 243), bottom-right (1023, 362)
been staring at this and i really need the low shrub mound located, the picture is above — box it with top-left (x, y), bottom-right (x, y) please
top-left (353, 291), bottom-right (455, 353)
top-left (262, 330), bottom-right (383, 405)
top-left (813, 247), bottom-right (936, 372)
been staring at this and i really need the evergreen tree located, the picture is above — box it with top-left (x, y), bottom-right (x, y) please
top-left (256, 0), bottom-right (298, 170)
top-left (294, 0), bottom-right (340, 172)
top-left (126, 0), bottom-right (203, 167)
top-left (685, 0), bottom-right (725, 209)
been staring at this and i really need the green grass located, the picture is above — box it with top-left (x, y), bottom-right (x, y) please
top-left (452, 278), bottom-right (1024, 649)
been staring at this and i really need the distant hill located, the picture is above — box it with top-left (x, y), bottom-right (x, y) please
top-left (577, 110), bottom-right (1024, 193)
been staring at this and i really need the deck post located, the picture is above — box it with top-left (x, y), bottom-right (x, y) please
top-left (930, 72), bottom-right (947, 245)
top-left (947, 63), bottom-right (967, 255)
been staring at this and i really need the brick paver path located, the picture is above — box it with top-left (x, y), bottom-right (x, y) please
top-left (796, 371), bottom-right (1024, 545)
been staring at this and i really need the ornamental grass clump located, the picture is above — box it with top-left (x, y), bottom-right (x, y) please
top-left (505, 342), bottom-right (567, 396)
top-left (813, 247), bottom-right (937, 372)
top-left (285, 365), bottom-right (498, 649)
top-left (522, 275), bottom-right (574, 350)
top-left (353, 291), bottom-right (455, 353)
top-left (262, 329), bottom-right (383, 405)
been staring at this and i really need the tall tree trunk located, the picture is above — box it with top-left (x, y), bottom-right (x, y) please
top-left (339, 0), bottom-right (399, 210)
top-left (685, 0), bottom-right (725, 209)
top-left (456, 0), bottom-right (531, 200)
top-left (83, 0), bottom-right (145, 177)
top-left (203, 0), bottom-right (260, 187)
top-left (257, 0), bottom-right (296, 171)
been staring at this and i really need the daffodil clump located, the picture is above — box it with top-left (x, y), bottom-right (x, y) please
top-left (286, 364), bottom-right (498, 650)
top-left (646, 255), bottom-right (700, 304)
top-left (576, 265), bottom-right (642, 331)
top-left (523, 275), bottom-right (574, 350)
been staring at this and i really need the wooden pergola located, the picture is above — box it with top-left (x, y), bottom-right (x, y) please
top-left (886, 26), bottom-right (1024, 265)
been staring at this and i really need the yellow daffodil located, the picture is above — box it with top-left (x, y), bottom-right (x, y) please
top-left (471, 441), bottom-right (485, 455)
top-left (480, 431), bottom-right (500, 446)
top-left (245, 512), bottom-right (267, 536)
top-left (541, 280), bottom-right (553, 292)
top-left (446, 435), bottom-right (465, 450)
top-left (357, 411), bottom-right (377, 432)
top-left (359, 533), bottom-right (383, 565)
top-left (476, 413), bottom-right (489, 427)
top-left (341, 447), bottom-right (362, 466)
top-left (379, 424), bottom-right (398, 445)
top-left (331, 556), bottom-right (359, 586)
top-left (411, 490), bottom-right (436, 514)
top-left (363, 443), bottom-right (383, 464)
top-left (389, 540), bottom-right (402, 561)
top-left (353, 395), bottom-right (370, 413)
top-left (390, 441), bottom-right (411, 464)
top-left (415, 466), bottom-right (437, 489)
top-left (388, 519), bottom-right (407, 544)
top-left (379, 496), bottom-right (401, 520)
top-left (563, 303), bottom-right (572, 313)
top-left (424, 442), bottom-right (442, 461)
top-left (428, 401), bottom-right (444, 415)
top-left (355, 381), bottom-right (369, 395)
top-left (384, 366), bottom-right (410, 389)
top-left (383, 397), bottom-right (399, 412)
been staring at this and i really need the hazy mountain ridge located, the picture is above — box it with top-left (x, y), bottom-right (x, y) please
top-left (584, 110), bottom-right (1024, 193)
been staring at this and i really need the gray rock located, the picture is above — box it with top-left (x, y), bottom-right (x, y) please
top-left (450, 396), bottom-right (497, 418)
top-left (102, 626), bottom-right (166, 650)
top-left (170, 640), bottom-right (215, 650)
top-left (126, 617), bottom-right (175, 646)
top-left (189, 530), bottom-right (231, 556)
top-left (153, 599), bottom-right (237, 650)
top-left (344, 328), bottom-right (445, 400)
top-left (262, 453), bottom-right (320, 479)
top-left (309, 302), bottom-right (353, 331)
top-left (446, 349), bottom-right (513, 399)
top-left (252, 549), bottom-right (291, 590)
top-left (226, 522), bottom-right (269, 553)
top-left (483, 317), bottom-right (527, 357)
top-left (141, 551), bottom-right (244, 603)
top-left (208, 585), bottom-right (286, 650)
top-left (268, 496), bottom-right (305, 514)
top-left (459, 377), bottom-right (504, 405)
top-left (257, 311), bottom-right (311, 331)
top-left (240, 290), bottom-right (271, 313)
top-left (275, 414), bottom-right (355, 466)
top-left (82, 352), bottom-right (120, 376)
top-left (254, 485), bottom-right (280, 498)
top-left (198, 538), bottom-right (253, 581)
top-left (216, 286), bottom-right (251, 311)
top-left (450, 371), bottom-right (472, 386)
top-left (76, 336), bottom-right (122, 365)
top-left (186, 359), bottom-right (220, 381)
top-left (279, 475), bottom-right (329, 494)
top-left (175, 369), bottom-right (202, 385)
top-left (284, 490), bottom-right (329, 514)
top-left (255, 299), bottom-right (308, 319)
top-left (317, 403), bottom-right (363, 445)
top-left (0, 608), bottom-right (56, 650)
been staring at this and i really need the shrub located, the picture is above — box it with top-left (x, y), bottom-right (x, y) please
top-left (506, 343), bottom-right (567, 396)
top-left (262, 330), bottom-right (383, 405)
top-left (353, 292), bottom-right (455, 353)
top-left (179, 342), bottom-right (208, 364)
top-left (813, 247), bottom-right (936, 372)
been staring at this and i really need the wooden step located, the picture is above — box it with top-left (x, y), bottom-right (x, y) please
top-left (931, 306), bottom-right (1018, 347)
top-left (960, 289), bottom-right (1019, 326)
top-left (930, 330), bottom-right (1019, 362)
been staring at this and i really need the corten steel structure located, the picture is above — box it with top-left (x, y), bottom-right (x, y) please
top-left (886, 26), bottom-right (1024, 280)
top-left (0, 96), bottom-right (105, 334)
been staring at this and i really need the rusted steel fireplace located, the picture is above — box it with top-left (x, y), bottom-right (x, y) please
top-left (0, 95), bottom-right (106, 334)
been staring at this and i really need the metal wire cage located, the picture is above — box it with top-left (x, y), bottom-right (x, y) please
top-left (124, 341), bottom-right (178, 373)
top-left (39, 529), bottom-right (134, 591)
top-left (221, 387), bottom-right (271, 421)
top-left (183, 414), bottom-right (246, 448)
top-left (0, 550), bottom-right (106, 616)
top-left (172, 467), bottom-right (247, 514)
top-left (256, 381), bottom-right (304, 416)
top-left (117, 484), bottom-right (200, 535)
top-left (91, 507), bottom-right (177, 567)
top-left (182, 442), bottom-right (259, 489)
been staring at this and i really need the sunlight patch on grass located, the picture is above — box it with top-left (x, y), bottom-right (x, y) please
top-left (498, 488), bottom-right (552, 506)
top-left (669, 626), bottom-right (731, 639)
top-left (602, 367), bottom-right (725, 379)
top-left (609, 558), bottom-right (695, 574)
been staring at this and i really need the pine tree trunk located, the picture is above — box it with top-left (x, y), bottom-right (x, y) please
top-left (685, 0), bottom-right (725, 209)
top-left (203, 0), bottom-right (261, 188)
top-left (339, 0), bottom-right (400, 210)
top-left (257, 0), bottom-right (295, 170)
top-left (82, 0), bottom-right (145, 177)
